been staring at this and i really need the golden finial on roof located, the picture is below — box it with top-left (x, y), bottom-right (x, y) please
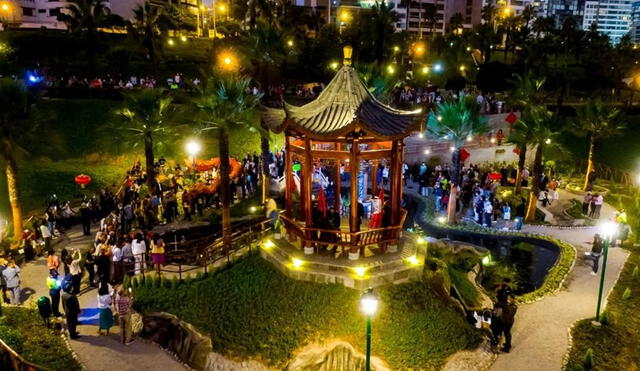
top-left (343, 45), bottom-right (353, 66)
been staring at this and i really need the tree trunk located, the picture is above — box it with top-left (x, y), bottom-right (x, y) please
top-left (525, 144), bottom-right (543, 222)
top-left (144, 131), bottom-right (156, 194)
top-left (582, 135), bottom-right (595, 191)
top-left (260, 123), bottom-right (270, 203)
top-left (218, 127), bottom-right (232, 253)
top-left (514, 144), bottom-right (527, 195)
top-left (88, 28), bottom-right (97, 77)
top-left (5, 157), bottom-right (22, 241)
top-left (447, 148), bottom-right (461, 224)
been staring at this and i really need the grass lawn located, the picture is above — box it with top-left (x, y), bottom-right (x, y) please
top-left (0, 306), bottom-right (81, 370)
top-left (564, 244), bottom-right (640, 370)
top-left (131, 253), bottom-right (481, 369)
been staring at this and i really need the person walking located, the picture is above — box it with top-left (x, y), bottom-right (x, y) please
top-left (115, 288), bottom-right (134, 345)
top-left (46, 270), bottom-right (63, 317)
top-left (500, 295), bottom-right (518, 353)
top-left (2, 260), bottom-right (20, 305)
top-left (589, 233), bottom-right (604, 275)
top-left (97, 282), bottom-right (114, 335)
top-left (80, 202), bottom-right (92, 236)
top-left (150, 237), bottom-right (165, 272)
top-left (61, 281), bottom-right (81, 339)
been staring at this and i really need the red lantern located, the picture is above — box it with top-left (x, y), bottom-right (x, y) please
top-left (488, 172), bottom-right (502, 181)
top-left (460, 148), bottom-right (470, 162)
top-left (75, 174), bottom-right (92, 188)
top-left (513, 147), bottom-right (521, 155)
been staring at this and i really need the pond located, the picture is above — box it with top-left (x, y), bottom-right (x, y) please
top-left (406, 195), bottom-right (561, 294)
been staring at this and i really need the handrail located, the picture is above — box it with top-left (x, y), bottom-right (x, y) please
top-left (0, 337), bottom-right (55, 371)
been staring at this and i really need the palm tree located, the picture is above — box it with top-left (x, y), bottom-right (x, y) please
top-left (507, 73), bottom-right (546, 194)
top-left (399, 0), bottom-right (413, 31)
top-left (514, 107), bottom-right (560, 222)
top-left (369, 1), bottom-right (399, 63)
top-left (241, 21), bottom-right (292, 202)
top-left (193, 75), bottom-right (265, 252)
top-left (117, 89), bottom-right (173, 194)
top-left (57, 0), bottom-right (124, 76)
top-left (0, 79), bottom-right (30, 240)
top-left (129, 1), bottom-right (177, 76)
top-left (573, 98), bottom-right (626, 190)
top-left (427, 96), bottom-right (487, 224)
top-left (424, 4), bottom-right (437, 39)
top-left (448, 13), bottom-right (464, 35)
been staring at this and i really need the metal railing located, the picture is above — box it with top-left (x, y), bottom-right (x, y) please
top-left (118, 217), bottom-right (273, 280)
top-left (0, 338), bottom-right (54, 371)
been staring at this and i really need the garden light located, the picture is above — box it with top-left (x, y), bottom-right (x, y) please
top-left (601, 221), bottom-right (617, 239)
top-left (421, 66), bottom-right (430, 74)
top-left (459, 65), bottom-right (466, 72)
top-left (433, 63), bottom-right (443, 72)
top-left (180, 35), bottom-right (187, 42)
top-left (218, 4), bottom-right (227, 12)
top-left (250, 206), bottom-right (257, 213)
top-left (287, 40), bottom-right (294, 47)
top-left (360, 289), bottom-right (378, 371)
top-left (482, 255), bottom-right (491, 266)
top-left (185, 140), bottom-right (201, 157)
top-left (387, 65), bottom-right (395, 74)
top-left (167, 39), bottom-right (175, 46)
top-left (450, 146), bottom-right (455, 151)
top-left (437, 216), bottom-right (446, 223)
top-left (292, 258), bottom-right (304, 268)
top-left (545, 138), bottom-right (551, 144)
top-left (467, 135), bottom-right (473, 141)
top-left (329, 61), bottom-right (339, 70)
top-left (1, 3), bottom-right (9, 11)
top-left (393, 45), bottom-right (399, 53)
top-left (217, 51), bottom-right (238, 72)
top-left (354, 266), bottom-right (367, 277)
top-left (490, 138), bottom-right (496, 143)
top-left (416, 236), bottom-right (425, 244)
top-left (424, 149), bottom-right (430, 155)
top-left (406, 255), bottom-right (421, 266)
top-left (466, 46), bottom-right (471, 51)
top-left (437, 115), bottom-right (442, 121)
top-left (263, 240), bottom-right (275, 249)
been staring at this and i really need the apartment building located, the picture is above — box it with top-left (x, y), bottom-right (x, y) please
top-left (582, 0), bottom-right (632, 43)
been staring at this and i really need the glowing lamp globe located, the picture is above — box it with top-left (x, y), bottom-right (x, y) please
top-left (360, 290), bottom-right (378, 316)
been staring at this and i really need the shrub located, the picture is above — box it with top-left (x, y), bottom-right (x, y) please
top-left (600, 310), bottom-right (611, 326)
top-left (171, 276), bottom-right (179, 289)
top-left (583, 348), bottom-right (594, 370)
top-left (123, 274), bottom-right (131, 289)
top-left (632, 266), bottom-right (639, 280)
top-left (622, 288), bottom-right (631, 300)
top-left (131, 277), bottom-right (139, 288)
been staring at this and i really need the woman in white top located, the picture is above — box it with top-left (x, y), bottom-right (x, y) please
top-left (131, 233), bottom-right (147, 275)
top-left (97, 281), bottom-right (114, 335)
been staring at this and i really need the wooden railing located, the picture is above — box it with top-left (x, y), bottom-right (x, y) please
top-left (279, 209), bottom-right (407, 254)
top-left (0, 338), bottom-right (54, 371)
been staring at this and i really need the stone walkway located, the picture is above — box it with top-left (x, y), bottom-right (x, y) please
top-left (18, 225), bottom-right (187, 371)
top-left (489, 192), bottom-right (628, 371)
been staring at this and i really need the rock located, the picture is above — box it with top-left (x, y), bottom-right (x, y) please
top-left (285, 340), bottom-right (390, 371)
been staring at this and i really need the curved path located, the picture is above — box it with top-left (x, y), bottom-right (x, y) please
top-left (18, 225), bottom-right (187, 371)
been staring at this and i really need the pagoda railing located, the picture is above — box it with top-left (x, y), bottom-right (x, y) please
top-left (279, 210), bottom-right (407, 255)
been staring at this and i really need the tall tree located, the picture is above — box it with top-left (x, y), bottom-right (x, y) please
top-left (448, 13), bottom-right (464, 35)
top-left (514, 107), bottom-right (559, 222)
top-left (507, 73), bottom-right (546, 194)
top-left (129, 1), bottom-right (179, 76)
top-left (572, 98), bottom-right (626, 190)
top-left (427, 96), bottom-right (487, 224)
top-left (193, 75), bottom-right (265, 252)
top-left (117, 89), bottom-right (174, 194)
top-left (0, 79), bottom-right (31, 240)
top-left (57, 0), bottom-right (124, 76)
top-left (368, 1), bottom-right (399, 63)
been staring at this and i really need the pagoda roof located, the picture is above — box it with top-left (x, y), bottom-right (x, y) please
top-left (261, 66), bottom-right (423, 140)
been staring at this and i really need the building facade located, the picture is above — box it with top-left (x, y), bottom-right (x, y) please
top-left (582, 0), bottom-right (632, 43)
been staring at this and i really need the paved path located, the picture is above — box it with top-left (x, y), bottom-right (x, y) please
top-left (18, 225), bottom-right (187, 371)
top-left (489, 196), bottom-right (628, 371)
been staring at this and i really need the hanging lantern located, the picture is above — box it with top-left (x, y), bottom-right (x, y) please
top-left (75, 174), bottom-right (92, 188)
top-left (488, 172), bottom-right (502, 181)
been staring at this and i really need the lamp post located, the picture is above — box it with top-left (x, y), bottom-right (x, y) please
top-left (595, 221), bottom-right (617, 323)
top-left (186, 140), bottom-right (201, 175)
top-left (360, 289), bottom-right (378, 371)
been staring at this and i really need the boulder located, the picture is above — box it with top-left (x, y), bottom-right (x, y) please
top-left (285, 340), bottom-right (390, 371)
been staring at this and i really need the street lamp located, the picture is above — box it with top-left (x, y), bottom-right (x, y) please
top-left (185, 140), bottom-right (201, 172)
top-left (360, 289), bottom-right (378, 371)
top-left (595, 221), bottom-right (617, 323)
top-left (217, 50), bottom-right (238, 72)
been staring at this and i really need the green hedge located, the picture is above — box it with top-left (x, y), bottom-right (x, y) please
top-left (414, 194), bottom-right (576, 304)
top-left (132, 254), bottom-right (481, 369)
top-left (0, 306), bottom-right (81, 371)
